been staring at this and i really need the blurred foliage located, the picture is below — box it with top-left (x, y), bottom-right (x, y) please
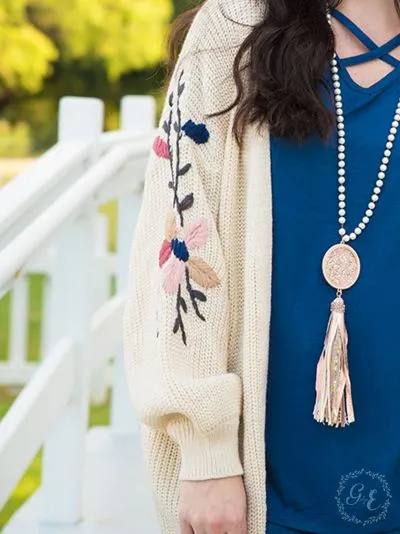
top-left (0, 0), bottom-right (204, 157)
top-left (0, 120), bottom-right (31, 157)
top-left (0, 0), bottom-right (172, 95)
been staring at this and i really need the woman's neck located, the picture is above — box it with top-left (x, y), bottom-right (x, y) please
top-left (339, 0), bottom-right (400, 38)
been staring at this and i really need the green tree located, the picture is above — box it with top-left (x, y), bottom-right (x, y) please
top-left (0, 0), bottom-right (173, 96)
top-left (0, 0), bottom-right (57, 94)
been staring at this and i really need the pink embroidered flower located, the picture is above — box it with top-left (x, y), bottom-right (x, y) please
top-left (159, 212), bottom-right (219, 295)
top-left (153, 135), bottom-right (169, 159)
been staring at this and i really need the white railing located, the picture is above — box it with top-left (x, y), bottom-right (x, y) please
top-left (0, 95), bottom-right (154, 524)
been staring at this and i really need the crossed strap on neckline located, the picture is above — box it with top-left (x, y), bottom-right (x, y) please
top-left (331, 9), bottom-right (400, 68)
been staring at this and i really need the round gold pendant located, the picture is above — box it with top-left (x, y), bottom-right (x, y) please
top-left (322, 243), bottom-right (361, 290)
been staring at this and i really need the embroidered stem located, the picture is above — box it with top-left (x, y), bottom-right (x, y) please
top-left (185, 267), bottom-right (206, 321)
top-left (173, 71), bottom-right (185, 226)
top-left (174, 284), bottom-right (187, 345)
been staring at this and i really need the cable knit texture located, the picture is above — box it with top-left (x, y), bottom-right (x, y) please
top-left (123, 0), bottom-right (273, 532)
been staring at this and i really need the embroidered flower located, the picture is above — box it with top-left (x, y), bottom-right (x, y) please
top-left (182, 120), bottom-right (210, 145)
top-left (159, 212), bottom-right (219, 295)
top-left (157, 70), bottom-right (216, 344)
top-left (153, 135), bottom-right (170, 159)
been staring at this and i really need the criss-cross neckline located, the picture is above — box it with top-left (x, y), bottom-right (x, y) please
top-left (331, 9), bottom-right (400, 92)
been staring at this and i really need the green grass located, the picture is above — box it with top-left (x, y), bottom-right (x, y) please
top-left (0, 199), bottom-right (117, 530)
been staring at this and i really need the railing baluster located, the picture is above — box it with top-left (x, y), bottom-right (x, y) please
top-left (40, 97), bottom-right (104, 525)
top-left (110, 96), bottom-right (155, 435)
top-left (9, 276), bottom-right (29, 370)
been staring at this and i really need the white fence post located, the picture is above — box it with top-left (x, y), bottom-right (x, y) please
top-left (89, 214), bottom-right (111, 405)
top-left (110, 96), bottom-right (155, 435)
top-left (9, 277), bottom-right (29, 369)
top-left (40, 97), bottom-right (104, 526)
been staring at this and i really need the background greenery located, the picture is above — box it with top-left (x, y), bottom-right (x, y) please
top-left (0, 0), bottom-right (197, 157)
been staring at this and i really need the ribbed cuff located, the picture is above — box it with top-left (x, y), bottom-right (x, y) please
top-left (176, 420), bottom-right (243, 481)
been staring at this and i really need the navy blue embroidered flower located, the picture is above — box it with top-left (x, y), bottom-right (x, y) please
top-left (182, 120), bottom-right (210, 145)
top-left (171, 238), bottom-right (189, 262)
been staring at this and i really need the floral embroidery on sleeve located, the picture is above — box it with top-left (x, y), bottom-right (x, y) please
top-left (154, 70), bottom-right (219, 345)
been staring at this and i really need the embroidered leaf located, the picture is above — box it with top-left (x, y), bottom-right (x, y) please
top-left (192, 289), bottom-right (207, 302)
top-left (165, 210), bottom-right (178, 240)
top-left (185, 218), bottom-right (208, 250)
top-left (179, 193), bottom-right (194, 212)
top-left (174, 122), bottom-right (180, 133)
top-left (182, 120), bottom-right (210, 145)
top-left (173, 317), bottom-right (180, 334)
top-left (180, 296), bottom-right (188, 313)
top-left (153, 136), bottom-right (169, 159)
top-left (178, 82), bottom-right (185, 96)
top-left (162, 120), bottom-right (170, 135)
top-left (168, 181), bottom-right (174, 189)
top-left (162, 256), bottom-right (186, 294)
top-left (159, 240), bottom-right (172, 267)
top-left (168, 91), bottom-right (174, 107)
top-left (188, 257), bottom-right (220, 289)
top-left (178, 163), bottom-right (192, 176)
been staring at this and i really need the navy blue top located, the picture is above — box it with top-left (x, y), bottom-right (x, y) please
top-left (266, 10), bottom-right (400, 534)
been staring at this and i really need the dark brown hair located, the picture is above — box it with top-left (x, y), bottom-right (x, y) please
top-left (168, 0), bottom-right (399, 142)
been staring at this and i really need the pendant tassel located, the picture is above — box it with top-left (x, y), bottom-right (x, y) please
top-left (313, 296), bottom-right (355, 427)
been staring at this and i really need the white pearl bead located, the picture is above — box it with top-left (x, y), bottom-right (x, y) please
top-left (339, 201), bottom-right (346, 208)
top-left (393, 120), bottom-right (399, 128)
top-left (359, 222), bottom-right (366, 230)
top-left (337, 123), bottom-right (345, 130)
top-left (338, 176), bottom-right (345, 184)
top-left (343, 235), bottom-right (350, 242)
top-left (338, 161), bottom-right (345, 168)
top-left (389, 128), bottom-right (397, 135)
top-left (350, 232), bottom-right (357, 240)
top-left (338, 145), bottom-right (345, 152)
top-left (338, 185), bottom-right (345, 192)
top-left (339, 209), bottom-right (346, 216)
top-left (355, 228), bottom-right (362, 235)
top-left (339, 216), bottom-right (346, 224)
top-left (339, 168), bottom-right (345, 176)
top-left (395, 114), bottom-right (400, 121)
top-left (339, 228), bottom-right (346, 236)
top-left (335, 95), bottom-right (342, 103)
top-left (338, 152), bottom-right (345, 159)
top-left (377, 179), bottom-right (384, 187)
top-left (386, 142), bottom-right (393, 150)
top-left (372, 194), bottom-right (379, 202)
top-left (380, 164), bottom-right (387, 172)
top-left (337, 109), bottom-right (344, 116)
top-left (366, 209), bottom-right (373, 217)
top-left (378, 172), bottom-right (385, 179)
top-left (332, 58), bottom-right (338, 66)
top-left (383, 156), bottom-right (389, 163)
top-left (368, 202), bottom-right (375, 210)
top-left (339, 194), bottom-right (346, 201)
top-left (384, 149), bottom-right (391, 157)
top-left (337, 116), bottom-right (344, 123)
top-left (363, 216), bottom-right (370, 224)
top-left (388, 135), bottom-right (395, 143)
top-left (334, 81), bottom-right (340, 88)
top-left (339, 138), bottom-right (345, 145)
top-left (374, 187), bottom-right (381, 194)
top-left (338, 130), bottom-right (345, 137)
top-left (332, 66), bottom-right (339, 74)
top-left (333, 74), bottom-right (340, 81)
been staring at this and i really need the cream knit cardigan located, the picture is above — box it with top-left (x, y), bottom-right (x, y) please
top-left (123, 0), bottom-right (273, 532)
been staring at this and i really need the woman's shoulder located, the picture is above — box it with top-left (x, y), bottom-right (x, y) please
top-left (176, 0), bottom-right (264, 115)
top-left (182, 0), bottom-right (264, 55)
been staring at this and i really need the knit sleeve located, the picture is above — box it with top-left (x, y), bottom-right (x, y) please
top-left (122, 9), bottom-right (243, 482)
